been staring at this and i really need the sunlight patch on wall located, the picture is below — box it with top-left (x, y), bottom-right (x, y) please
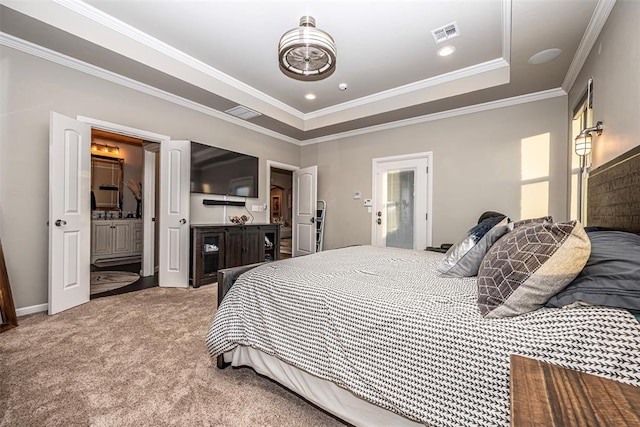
top-left (521, 182), bottom-right (549, 219)
top-left (521, 133), bottom-right (550, 180)
top-left (520, 133), bottom-right (550, 220)
top-left (570, 173), bottom-right (578, 220)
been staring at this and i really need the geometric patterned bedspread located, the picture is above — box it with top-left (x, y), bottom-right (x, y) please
top-left (206, 246), bottom-right (640, 426)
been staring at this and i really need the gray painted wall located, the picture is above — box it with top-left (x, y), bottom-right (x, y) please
top-left (567, 0), bottom-right (640, 169)
top-left (301, 97), bottom-right (570, 250)
top-left (0, 47), bottom-right (299, 310)
top-left (2, 0), bottom-right (639, 311)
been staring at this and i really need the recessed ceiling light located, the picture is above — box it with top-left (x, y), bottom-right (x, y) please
top-left (528, 48), bottom-right (562, 65)
top-left (305, 93), bottom-right (317, 100)
top-left (437, 46), bottom-right (456, 57)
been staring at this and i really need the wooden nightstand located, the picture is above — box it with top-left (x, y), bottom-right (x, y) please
top-left (510, 355), bottom-right (640, 426)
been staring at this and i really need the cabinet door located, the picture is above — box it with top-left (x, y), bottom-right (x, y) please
top-left (243, 226), bottom-right (262, 264)
top-left (132, 221), bottom-right (143, 254)
top-left (225, 228), bottom-right (244, 268)
top-left (112, 222), bottom-right (132, 255)
top-left (262, 225), bottom-right (280, 261)
top-left (92, 222), bottom-right (113, 257)
top-left (191, 229), bottom-right (225, 287)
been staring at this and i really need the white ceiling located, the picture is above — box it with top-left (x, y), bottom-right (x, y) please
top-left (0, 0), bottom-right (606, 143)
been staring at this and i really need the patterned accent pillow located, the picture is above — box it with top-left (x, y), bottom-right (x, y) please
top-left (477, 220), bottom-right (590, 318)
top-left (438, 216), bottom-right (509, 277)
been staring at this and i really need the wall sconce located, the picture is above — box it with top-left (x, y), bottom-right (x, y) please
top-left (574, 121), bottom-right (603, 156)
top-left (91, 142), bottom-right (120, 155)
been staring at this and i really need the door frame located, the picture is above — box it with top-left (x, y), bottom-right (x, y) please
top-left (77, 116), bottom-right (169, 277)
top-left (371, 152), bottom-right (433, 249)
top-left (266, 160), bottom-right (299, 255)
top-left (142, 145), bottom-right (159, 276)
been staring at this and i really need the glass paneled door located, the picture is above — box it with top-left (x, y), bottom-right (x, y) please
top-left (373, 156), bottom-right (430, 250)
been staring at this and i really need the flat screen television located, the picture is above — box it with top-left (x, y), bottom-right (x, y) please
top-left (190, 142), bottom-right (259, 198)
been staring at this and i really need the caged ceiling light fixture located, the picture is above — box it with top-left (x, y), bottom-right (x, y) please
top-left (278, 16), bottom-right (336, 81)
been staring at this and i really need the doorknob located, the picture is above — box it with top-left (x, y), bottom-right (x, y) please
top-left (377, 218), bottom-right (382, 225)
top-left (310, 217), bottom-right (315, 223)
top-left (55, 219), bottom-right (67, 227)
top-left (377, 211), bottom-right (382, 217)
top-left (179, 218), bottom-right (187, 224)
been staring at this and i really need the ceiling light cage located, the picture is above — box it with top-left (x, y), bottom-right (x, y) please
top-left (278, 16), bottom-right (336, 81)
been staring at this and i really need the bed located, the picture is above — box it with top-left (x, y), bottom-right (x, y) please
top-left (206, 147), bottom-right (640, 426)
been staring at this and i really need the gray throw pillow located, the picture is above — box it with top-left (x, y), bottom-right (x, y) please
top-left (477, 220), bottom-right (590, 318)
top-left (438, 216), bottom-right (509, 277)
top-left (511, 216), bottom-right (552, 228)
top-left (546, 231), bottom-right (640, 313)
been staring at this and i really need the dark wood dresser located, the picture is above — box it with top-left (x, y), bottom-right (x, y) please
top-left (189, 223), bottom-right (280, 287)
top-left (510, 354), bottom-right (640, 426)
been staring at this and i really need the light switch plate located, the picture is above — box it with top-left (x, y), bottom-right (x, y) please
top-left (363, 199), bottom-right (372, 206)
top-left (354, 191), bottom-right (362, 199)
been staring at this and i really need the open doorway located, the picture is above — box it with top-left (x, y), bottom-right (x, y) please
top-left (267, 162), bottom-right (299, 259)
top-left (50, 113), bottom-right (190, 314)
top-left (89, 129), bottom-right (159, 299)
top-left (270, 167), bottom-right (293, 259)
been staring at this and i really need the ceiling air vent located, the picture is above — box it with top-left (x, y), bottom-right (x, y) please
top-left (431, 22), bottom-right (460, 44)
top-left (225, 105), bottom-right (262, 120)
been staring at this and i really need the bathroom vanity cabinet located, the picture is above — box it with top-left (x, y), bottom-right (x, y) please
top-left (91, 219), bottom-right (143, 265)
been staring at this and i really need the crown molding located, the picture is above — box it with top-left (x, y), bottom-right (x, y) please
top-left (562, 0), bottom-right (616, 92)
top-left (51, 0), bottom-right (305, 120)
top-left (304, 58), bottom-right (509, 122)
top-left (2, 31), bottom-right (565, 149)
top-left (303, 0), bottom-right (512, 126)
top-left (300, 88), bottom-right (567, 146)
top-left (52, 0), bottom-right (515, 129)
top-left (0, 32), bottom-right (301, 146)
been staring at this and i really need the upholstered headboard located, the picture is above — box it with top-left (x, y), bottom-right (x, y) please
top-left (587, 145), bottom-right (640, 233)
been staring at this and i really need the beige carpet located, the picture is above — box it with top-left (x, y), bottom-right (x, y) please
top-left (0, 286), bottom-right (344, 426)
top-left (90, 271), bottom-right (140, 295)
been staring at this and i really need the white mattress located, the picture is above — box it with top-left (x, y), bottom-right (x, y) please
top-left (224, 346), bottom-right (422, 426)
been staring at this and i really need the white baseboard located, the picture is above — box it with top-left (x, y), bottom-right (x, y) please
top-left (16, 303), bottom-right (48, 317)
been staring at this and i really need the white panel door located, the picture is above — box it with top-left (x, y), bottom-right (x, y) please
top-left (373, 157), bottom-right (429, 250)
top-left (49, 112), bottom-right (91, 314)
top-left (159, 140), bottom-right (190, 287)
top-left (293, 165), bottom-right (317, 257)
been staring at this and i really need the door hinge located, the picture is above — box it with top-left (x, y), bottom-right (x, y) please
top-left (426, 213), bottom-right (428, 220)
top-left (426, 166), bottom-right (429, 174)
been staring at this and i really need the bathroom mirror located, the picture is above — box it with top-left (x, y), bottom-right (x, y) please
top-left (91, 155), bottom-right (124, 210)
